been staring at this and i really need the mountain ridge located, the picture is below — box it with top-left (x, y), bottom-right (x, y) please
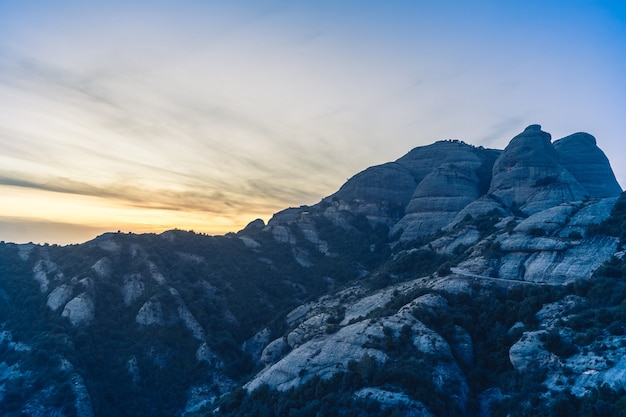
top-left (1, 124), bottom-right (625, 416)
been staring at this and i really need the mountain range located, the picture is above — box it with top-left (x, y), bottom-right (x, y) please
top-left (1, 124), bottom-right (625, 416)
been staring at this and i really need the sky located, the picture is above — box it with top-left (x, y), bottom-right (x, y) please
top-left (0, 0), bottom-right (625, 245)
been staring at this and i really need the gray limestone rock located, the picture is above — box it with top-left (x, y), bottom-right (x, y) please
top-left (354, 388), bottom-right (434, 416)
top-left (451, 325), bottom-right (474, 367)
top-left (394, 162), bottom-right (483, 240)
top-left (489, 125), bottom-right (588, 215)
top-left (509, 330), bottom-right (553, 371)
top-left (328, 140), bottom-right (498, 229)
top-left (62, 293), bottom-right (95, 326)
top-left (33, 260), bottom-right (62, 293)
top-left (136, 297), bottom-right (165, 326)
top-left (122, 273), bottom-right (145, 306)
top-left (91, 257), bottom-right (112, 278)
top-left (328, 162), bottom-right (417, 225)
top-left (46, 284), bottom-right (74, 311)
top-left (553, 132), bottom-right (622, 198)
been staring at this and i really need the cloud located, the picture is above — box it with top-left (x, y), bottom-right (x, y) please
top-left (0, 0), bottom-right (624, 245)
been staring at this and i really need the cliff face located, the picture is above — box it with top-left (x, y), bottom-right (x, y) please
top-left (553, 132), bottom-right (622, 198)
top-left (0, 124), bottom-right (624, 416)
top-left (326, 140), bottom-right (500, 230)
top-left (314, 125), bottom-right (621, 241)
top-left (488, 125), bottom-right (589, 215)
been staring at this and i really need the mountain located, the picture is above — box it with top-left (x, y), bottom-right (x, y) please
top-left (1, 125), bottom-right (625, 417)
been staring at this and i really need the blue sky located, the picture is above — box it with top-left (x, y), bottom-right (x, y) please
top-left (0, 0), bottom-right (625, 244)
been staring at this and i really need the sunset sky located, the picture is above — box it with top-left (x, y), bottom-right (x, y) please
top-left (1, 1), bottom-right (625, 245)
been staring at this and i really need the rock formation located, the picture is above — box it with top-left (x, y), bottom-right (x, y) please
top-left (2, 122), bottom-right (624, 416)
top-left (553, 132), bottom-right (622, 198)
top-left (488, 125), bottom-right (589, 215)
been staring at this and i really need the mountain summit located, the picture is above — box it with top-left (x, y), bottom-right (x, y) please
top-left (1, 125), bottom-right (625, 416)
top-left (273, 124), bottom-right (620, 241)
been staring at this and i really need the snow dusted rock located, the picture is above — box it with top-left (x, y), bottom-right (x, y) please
top-left (62, 293), bottom-right (95, 326)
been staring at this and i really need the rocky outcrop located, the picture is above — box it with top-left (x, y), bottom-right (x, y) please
top-left (247, 279), bottom-right (465, 398)
top-left (91, 257), bottom-right (112, 278)
top-left (33, 260), bottom-right (62, 292)
top-left (46, 284), bottom-right (74, 311)
top-left (122, 273), bottom-right (144, 306)
top-left (510, 295), bottom-right (626, 399)
top-left (453, 197), bottom-right (620, 284)
top-left (177, 302), bottom-right (206, 340)
top-left (136, 297), bottom-right (165, 326)
top-left (393, 162), bottom-right (483, 240)
top-left (509, 330), bottom-right (553, 371)
top-left (62, 293), bottom-right (95, 326)
top-left (354, 388), bottom-right (434, 416)
top-left (553, 132), bottom-right (622, 198)
top-left (326, 140), bottom-right (498, 229)
top-left (263, 125), bottom-right (620, 251)
top-left (489, 125), bottom-right (588, 215)
top-left (328, 162), bottom-right (417, 225)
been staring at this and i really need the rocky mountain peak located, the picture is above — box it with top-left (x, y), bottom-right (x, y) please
top-left (553, 132), bottom-right (622, 198)
top-left (1, 122), bottom-right (624, 416)
top-left (488, 124), bottom-right (588, 215)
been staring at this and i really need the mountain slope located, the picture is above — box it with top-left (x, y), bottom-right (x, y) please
top-left (0, 124), bottom-right (624, 417)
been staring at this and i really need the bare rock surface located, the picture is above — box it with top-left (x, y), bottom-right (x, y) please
top-left (354, 388), bottom-right (435, 416)
top-left (136, 297), bottom-right (165, 326)
top-left (122, 273), bottom-right (145, 306)
top-left (62, 293), bottom-right (95, 326)
top-left (489, 125), bottom-right (588, 215)
top-left (46, 284), bottom-right (74, 311)
top-left (553, 132), bottom-right (622, 198)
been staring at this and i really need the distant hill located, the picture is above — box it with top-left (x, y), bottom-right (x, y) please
top-left (1, 125), bottom-right (625, 417)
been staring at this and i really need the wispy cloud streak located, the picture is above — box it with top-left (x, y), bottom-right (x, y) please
top-left (0, 1), bottom-right (624, 244)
